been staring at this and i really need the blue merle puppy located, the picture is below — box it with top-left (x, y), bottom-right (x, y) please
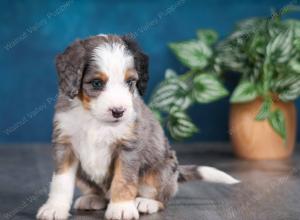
top-left (37, 34), bottom-right (239, 220)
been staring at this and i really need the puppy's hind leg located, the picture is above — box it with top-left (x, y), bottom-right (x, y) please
top-left (136, 170), bottom-right (163, 214)
top-left (136, 162), bottom-right (178, 215)
top-left (73, 176), bottom-right (107, 210)
top-left (135, 197), bottom-right (164, 214)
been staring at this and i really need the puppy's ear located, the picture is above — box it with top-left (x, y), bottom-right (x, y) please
top-left (56, 40), bottom-right (87, 98)
top-left (122, 36), bottom-right (149, 96)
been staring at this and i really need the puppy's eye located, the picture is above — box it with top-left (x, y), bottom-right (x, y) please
top-left (91, 79), bottom-right (103, 90)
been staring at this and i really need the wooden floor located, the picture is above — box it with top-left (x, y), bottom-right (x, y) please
top-left (0, 143), bottom-right (300, 220)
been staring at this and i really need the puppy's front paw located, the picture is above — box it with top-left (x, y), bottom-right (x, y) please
top-left (36, 202), bottom-right (70, 220)
top-left (105, 201), bottom-right (139, 220)
top-left (135, 197), bottom-right (163, 214)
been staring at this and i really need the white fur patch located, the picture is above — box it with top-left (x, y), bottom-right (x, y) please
top-left (37, 202), bottom-right (70, 220)
top-left (105, 201), bottom-right (139, 220)
top-left (197, 166), bottom-right (240, 184)
top-left (55, 101), bottom-right (134, 184)
top-left (88, 42), bottom-right (137, 123)
top-left (37, 162), bottom-right (78, 219)
top-left (92, 42), bottom-right (134, 78)
top-left (135, 197), bottom-right (161, 214)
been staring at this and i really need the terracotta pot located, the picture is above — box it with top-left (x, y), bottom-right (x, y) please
top-left (229, 97), bottom-right (297, 160)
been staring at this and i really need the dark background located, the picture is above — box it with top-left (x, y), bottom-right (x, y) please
top-left (0, 0), bottom-right (299, 143)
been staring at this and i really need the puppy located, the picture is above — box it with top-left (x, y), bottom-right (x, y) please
top-left (37, 34), bottom-right (239, 220)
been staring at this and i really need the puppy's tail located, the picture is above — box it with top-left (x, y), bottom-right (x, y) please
top-left (178, 165), bottom-right (240, 184)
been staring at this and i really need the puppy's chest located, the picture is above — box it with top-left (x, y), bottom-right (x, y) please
top-left (56, 107), bottom-right (134, 184)
top-left (71, 125), bottom-right (126, 184)
top-left (76, 137), bottom-right (112, 184)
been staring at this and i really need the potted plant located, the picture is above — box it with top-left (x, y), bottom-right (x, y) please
top-left (149, 10), bottom-right (299, 160)
top-left (216, 16), bottom-right (300, 159)
top-left (149, 30), bottom-right (228, 140)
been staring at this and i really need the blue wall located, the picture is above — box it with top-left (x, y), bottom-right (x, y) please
top-left (0, 0), bottom-right (299, 143)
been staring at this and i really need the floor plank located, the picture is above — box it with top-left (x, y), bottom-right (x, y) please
top-left (0, 143), bottom-right (299, 220)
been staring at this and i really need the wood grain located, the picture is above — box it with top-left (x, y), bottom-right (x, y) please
top-left (0, 143), bottom-right (299, 220)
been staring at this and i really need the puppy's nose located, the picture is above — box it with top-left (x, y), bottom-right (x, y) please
top-left (110, 107), bottom-right (125, 119)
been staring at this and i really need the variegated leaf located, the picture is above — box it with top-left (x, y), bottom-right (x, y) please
top-left (266, 27), bottom-right (294, 63)
top-left (165, 68), bottom-right (177, 79)
top-left (289, 58), bottom-right (300, 73)
top-left (255, 98), bottom-right (272, 121)
top-left (169, 40), bottom-right (213, 69)
top-left (230, 81), bottom-right (258, 103)
top-left (279, 79), bottom-right (300, 101)
top-left (167, 108), bottom-right (198, 140)
top-left (268, 109), bottom-right (287, 141)
top-left (192, 74), bottom-right (228, 103)
top-left (196, 29), bottom-right (218, 45)
top-left (149, 74), bottom-right (191, 111)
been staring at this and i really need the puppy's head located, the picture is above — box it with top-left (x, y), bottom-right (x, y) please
top-left (56, 35), bottom-right (148, 123)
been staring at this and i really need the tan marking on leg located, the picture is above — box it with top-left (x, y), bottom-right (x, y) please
top-left (137, 170), bottom-right (166, 211)
top-left (139, 170), bottom-right (160, 199)
top-left (54, 136), bottom-right (76, 174)
top-left (110, 158), bottom-right (137, 203)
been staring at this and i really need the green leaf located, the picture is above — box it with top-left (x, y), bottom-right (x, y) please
top-left (230, 81), bottom-right (258, 103)
top-left (196, 29), bottom-right (218, 45)
top-left (278, 80), bottom-right (300, 101)
top-left (165, 69), bottom-right (177, 79)
top-left (272, 73), bottom-right (300, 90)
top-left (262, 59), bottom-right (272, 93)
top-left (215, 41), bottom-right (248, 73)
top-left (247, 31), bottom-right (267, 58)
top-left (288, 58), bottom-right (300, 73)
top-left (169, 40), bottom-right (213, 69)
top-left (279, 5), bottom-right (300, 17)
top-left (255, 98), bottom-right (272, 121)
top-left (285, 20), bottom-right (300, 37)
top-left (285, 20), bottom-right (300, 47)
top-left (272, 73), bottom-right (300, 101)
top-left (192, 74), bottom-right (228, 103)
top-left (268, 109), bottom-right (287, 141)
top-left (167, 107), bottom-right (198, 140)
top-left (266, 27), bottom-right (294, 63)
top-left (236, 18), bottom-right (265, 32)
top-left (149, 75), bottom-right (191, 111)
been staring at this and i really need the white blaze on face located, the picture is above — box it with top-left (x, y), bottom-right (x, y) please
top-left (90, 42), bottom-right (136, 123)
